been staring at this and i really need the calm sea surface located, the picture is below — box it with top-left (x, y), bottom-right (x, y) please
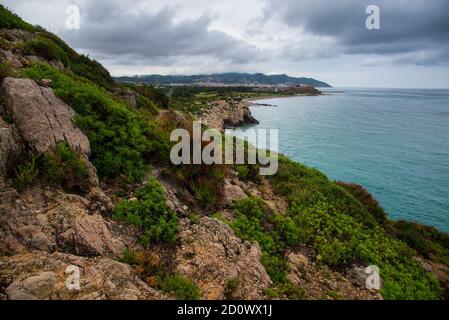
top-left (234, 88), bottom-right (449, 233)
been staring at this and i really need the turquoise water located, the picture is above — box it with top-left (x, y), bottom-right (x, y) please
top-left (236, 88), bottom-right (449, 233)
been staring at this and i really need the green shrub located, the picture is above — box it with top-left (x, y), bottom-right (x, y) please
top-left (130, 84), bottom-right (169, 109)
top-left (23, 63), bottom-right (149, 181)
top-left (136, 94), bottom-right (159, 114)
top-left (390, 221), bottom-right (449, 265)
top-left (266, 157), bottom-right (442, 299)
top-left (114, 177), bottom-right (179, 245)
top-left (225, 278), bottom-right (241, 295)
top-left (160, 275), bottom-right (201, 300)
top-left (69, 53), bottom-right (113, 89)
top-left (118, 249), bottom-right (140, 266)
top-left (336, 181), bottom-right (387, 224)
top-left (230, 197), bottom-right (289, 284)
top-left (151, 111), bottom-right (226, 208)
top-left (187, 212), bottom-right (201, 225)
top-left (24, 36), bottom-right (69, 66)
top-left (25, 30), bottom-right (113, 88)
top-left (41, 142), bottom-right (88, 188)
top-left (13, 157), bottom-right (39, 188)
top-left (0, 5), bottom-right (36, 31)
top-left (0, 56), bottom-right (13, 80)
top-left (235, 165), bottom-right (250, 180)
top-left (117, 249), bottom-right (200, 300)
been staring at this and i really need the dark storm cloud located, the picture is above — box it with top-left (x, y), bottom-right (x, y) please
top-left (267, 0), bottom-right (449, 65)
top-left (65, 0), bottom-right (261, 65)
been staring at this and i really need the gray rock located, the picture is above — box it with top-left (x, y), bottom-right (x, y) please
top-left (175, 217), bottom-right (272, 300)
top-left (1, 77), bottom-right (91, 156)
top-left (1, 252), bottom-right (167, 300)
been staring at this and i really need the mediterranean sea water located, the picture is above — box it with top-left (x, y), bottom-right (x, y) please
top-left (236, 88), bottom-right (449, 233)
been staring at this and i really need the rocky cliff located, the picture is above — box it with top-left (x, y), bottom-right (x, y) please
top-left (200, 100), bottom-right (259, 131)
top-left (1, 6), bottom-right (448, 301)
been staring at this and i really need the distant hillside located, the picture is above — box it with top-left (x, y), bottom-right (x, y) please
top-left (114, 72), bottom-right (332, 88)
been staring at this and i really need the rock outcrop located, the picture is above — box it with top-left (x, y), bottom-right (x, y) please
top-left (287, 250), bottom-right (380, 300)
top-left (1, 77), bottom-right (90, 156)
top-left (201, 100), bottom-right (259, 131)
top-left (0, 77), bottom-right (101, 192)
top-left (0, 252), bottom-right (166, 300)
top-left (0, 185), bottom-right (128, 258)
top-left (175, 217), bottom-right (272, 300)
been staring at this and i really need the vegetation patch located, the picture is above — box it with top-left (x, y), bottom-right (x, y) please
top-left (267, 156), bottom-right (442, 299)
top-left (24, 36), bottom-right (70, 66)
top-left (13, 142), bottom-right (88, 190)
top-left (118, 249), bottom-right (200, 300)
top-left (149, 111), bottom-right (226, 208)
top-left (23, 63), bottom-right (150, 181)
top-left (13, 156), bottom-right (39, 189)
top-left (40, 142), bottom-right (88, 189)
top-left (0, 5), bottom-right (36, 31)
top-left (0, 56), bottom-right (14, 81)
top-left (114, 176), bottom-right (179, 246)
top-left (228, 197), bottom-right (301, 293)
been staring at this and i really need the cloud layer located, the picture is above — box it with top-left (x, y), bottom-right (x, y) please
top-left (65, 1), bottom-right (262, 65)
top-left (2, 0), bottom-right (449, 86)
top-left (266, 0), bottom-right (449, 65)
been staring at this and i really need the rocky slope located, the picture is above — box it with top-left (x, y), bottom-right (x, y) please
top-left (1, 6), bottom-right (448, 301)
top-left (0, 71), bottom-right (379, 299)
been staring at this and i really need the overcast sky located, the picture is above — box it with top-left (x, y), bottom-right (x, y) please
top-left (2, 0), bottom-right (449, 88)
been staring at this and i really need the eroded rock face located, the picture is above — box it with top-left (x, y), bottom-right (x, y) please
top-left (0, 116), bottom-right (25, 177)
top-left (201, 100), bottom-right (259, 131)
top-left (1, 77), bottom-right (90, 156)
top-left (223, 178), bottom-right (247, 205)
top-left (0, 186), bottom-right (126, 258)
top-left (0, 252), bottom-right (166, 300)
top-left (175, 217), bottom-right (271, 300)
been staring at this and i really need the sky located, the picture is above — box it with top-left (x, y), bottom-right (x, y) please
top-left (2, 0), bottom-right (449, 88)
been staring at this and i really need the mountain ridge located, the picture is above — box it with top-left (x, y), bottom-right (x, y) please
top-left (114, 72), bottom-right (332, 87)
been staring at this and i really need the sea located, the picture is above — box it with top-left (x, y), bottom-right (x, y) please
top-left (233, 88), bottom-right (449, 233)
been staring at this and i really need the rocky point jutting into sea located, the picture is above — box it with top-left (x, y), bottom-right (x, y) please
top-left (1, 6), bottom-right (449, 301)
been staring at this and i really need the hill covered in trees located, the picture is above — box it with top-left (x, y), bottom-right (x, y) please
top-left (115, 72), bottom-right (331, 87)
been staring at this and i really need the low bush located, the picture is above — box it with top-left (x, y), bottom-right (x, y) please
top-left (24, 36), bottom-right (69, 66)
top-left (336, 181), bottom-right (387, 224)
top-left (130, 84), bottom-right (169, 109)
top-left (40, 142), bottom-right (88, 189)
top-left (230, 197), bottom-right (289, 284)
top-left (266, 156), bottom-right (442, 299)
top-left (390, 221), bottom-right (449, 265)
top-left (114, 177), bottom-right (179, 245)
top-left (160, 275), bottom-right (201, 300)
top-left (0, 5), bottom-right (36, 31)
top-left (150, 111), bottom-right (226, 208)
top-left (235, 165), bottom-right (250, 180)
top-left (23, 63), bottom-right (149, 181)
top-left (13, 156), bottom-right (39, 189)
top-left (0, 56), bottom-right (13, 81)
top-left (13, 142), bottom-right (88, 190)
top-left (26, 30), bottom-right (113, 88)
top-left (118, 249), bottom-right (200, 300)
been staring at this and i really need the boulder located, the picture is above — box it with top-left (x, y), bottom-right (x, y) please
top-left (0, 188), bottom-right (126, 258)
top-left (287, 251), bottom-right (381, 300)
top-left (1, 77), bottom-right (90, 156)
top-left (175, 217), bottom-right (271, 300)
top-left (223, 178), bottom-right (247, 205)
top-left (0, 252), bottom-right (166, 300)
